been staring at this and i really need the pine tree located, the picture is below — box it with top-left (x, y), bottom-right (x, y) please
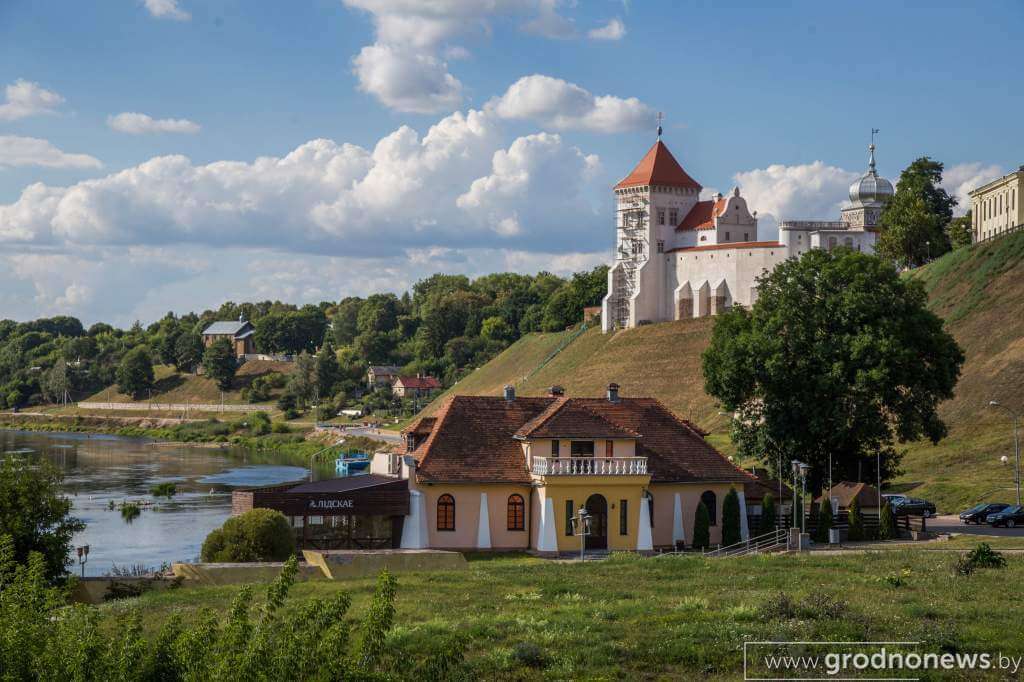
top-left (815, 498), bottom-right (834, 543)
top-left (879, 500), bottom-right (897, 540)
top-left (759, 493), bottom-right (777, 535)
top-left (693, 502), bottom-right (711, 550)
top-left (847, 497), bottom-right (864, 541)
top-left (722, 488), bottom-right (741, 546)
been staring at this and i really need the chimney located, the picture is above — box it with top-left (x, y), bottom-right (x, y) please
top-left (607, 383), bottom-right (620, 403)
top-left (503, 385), bottom-right (516, 401)
top-left (548, 385), bottom-right (565, 397)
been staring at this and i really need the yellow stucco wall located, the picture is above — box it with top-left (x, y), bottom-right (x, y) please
top-left (539, 477), bottom-right (650, 552)
top-left (418, 483), bottom-right (533, 550)
top-left (648, 482), bottom-right (739, 547)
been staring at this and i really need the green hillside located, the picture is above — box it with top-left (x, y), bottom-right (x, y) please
top-left (420, 230), bottom-right (1024, 511)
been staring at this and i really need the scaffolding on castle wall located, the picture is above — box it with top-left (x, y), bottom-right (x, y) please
top-left (611, 193), bottom-right (649, 328)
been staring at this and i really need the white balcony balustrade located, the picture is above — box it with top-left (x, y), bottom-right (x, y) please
top-left (532, 456), bottom-right (647, 476)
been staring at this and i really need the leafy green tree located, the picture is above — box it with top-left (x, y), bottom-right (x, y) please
top-left (158, 327), bottom-right (181, 366)
top-left (879, 500), bottom-right (897, 540)
top-left (286, 351), bottom-right (317, 408)
top-left (703, 249), bottom-right (964, 492)
top-left (946, 211), bottom-right (973, 249)
top-left (200, 508), bottom-right (295, 562)
top-left (692, 502), bottom-right (711, 550)
top-left (331, 297), bottom-right (364, 346)
top-left (759, 493), bottom-right (776, 535)
top-left (815, 498), bottom-right (834, 543)
top-left (315, 341), bottom-right (341, 398)
top-left (847, 497), bottom-right (864, 541)
top-left (0, 456), bottom-right (85, 581)
top-left (877, 157), bottom-right (957, 267)
top-left (721, 488), bottom-right (741, 546)
top-left (480, 316), bottom-right (514, 344)
top-left (42, 360), bottom-right (69, 404)
top-left (116, 346), bottom-right (154, 399)
top-left (174, 332), bottom-right (204, 373)
top-left (356, 294), bottom-right (401, 335)
top-left (202, 338), bottom-right (237, 391)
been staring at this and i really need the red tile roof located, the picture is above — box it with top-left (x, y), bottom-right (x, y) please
top-left (744, 475), bottom-right (793, 503)
top-left (816, 481), bottom-right (882, 509)
top-left (395, 376), bottom-right (441, 390)
top-left (614, 141), bottom-right (702, 191)
top-left (411, 395), bottom-right (753, 485)
top-left (666, 240), bottom-right (783, 254)
top-left (676, 198), bottom-right (727, 231)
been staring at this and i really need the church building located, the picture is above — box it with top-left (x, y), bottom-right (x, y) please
top-left (602, 134), bottom-right (893, 331)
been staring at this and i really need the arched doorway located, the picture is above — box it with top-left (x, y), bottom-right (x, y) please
top-left (585, 494), bottom-right (608, 550)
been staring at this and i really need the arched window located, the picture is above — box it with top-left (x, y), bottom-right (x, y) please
top-left (437, 494), bottom-right (455, 531)
top-left (701, 490), bottom-right (717, 526)
top-left (507, 494), bottom-right (525, 531)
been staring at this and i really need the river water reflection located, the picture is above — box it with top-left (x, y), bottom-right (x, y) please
top-left (0, 430), bottom-right (308, 575)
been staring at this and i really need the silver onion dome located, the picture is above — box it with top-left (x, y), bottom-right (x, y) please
top-left (848, 143), bottom-right (894, 207)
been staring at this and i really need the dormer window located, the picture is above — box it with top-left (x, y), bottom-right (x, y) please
top-left (406, 434), bottom-right (416, 452)
top-left (570, 441), bottom-right (595, 457)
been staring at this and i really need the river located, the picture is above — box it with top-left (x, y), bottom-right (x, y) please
top-left (0, 430), bottom-right (310, 576)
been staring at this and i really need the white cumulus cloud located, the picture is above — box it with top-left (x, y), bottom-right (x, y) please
top-left (352, 44), bottom-right (464, 114)
top-left (107, 112), bottom-right (201, 135)
top-left (0, 79), bottom-right (65, 121)
top-left (941, 162), bottom-right (1003, 216)
top-left (487, 75), bottom-right (653, 133)
top-left (588, 18), bottom-right (625, 40)
top-left (733, 161), bottom-right (861, 222)
top-left (0, 136), bottom-right (103, 170)
top-left (143, 0), bottom-right (190, 21)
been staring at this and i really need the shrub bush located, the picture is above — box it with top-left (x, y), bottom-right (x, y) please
top-left (814, 498), bottom-right (833, 543)
top-left (249, 411), bottom-right (271, 436)
top-left (759, 493), bottom-right (776, 535)
top-left (847, 497), bottom-right (864, 541)
top-left (955, 542), bottom-right (1007, 576)
top-left (692, 502), bottom-right (711, 550)
top-left (149, 482), bottom-right (177, 498)
top-left (722, 488), bottom-right (741, 546)
top-left (510, 641), bottom-right (548, 669)
top-left (879, 501), bottom-right (897, 540)
top-left (200, 508), bottom-right (295, 562)
top-left (270, 421), bottom-right (290, 434)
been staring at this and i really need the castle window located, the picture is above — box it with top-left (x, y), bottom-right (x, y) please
top-left (725, 232), bottom-right (730, 241)
top-left (507, 494), bottom-right (525, 531)
top-left (437, 494), bottom-right (455, 531)
top-left (657, 209), bottom-right (665, 225)
top-left (669, 209), bottom-right (678, 224)
top-left (744, 233), bottom-right (749, 241)
top-left (700, 235), bottom-right (707, 242)
top-left (656, 240), bottom-right (664, 253)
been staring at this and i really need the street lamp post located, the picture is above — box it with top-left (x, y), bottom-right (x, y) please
top-left (76, 545), bottom-right (90, 578)
top-left (798, 463), bottom-right (810, 535)
top-left (990, 400), bottom-right (1021, 506)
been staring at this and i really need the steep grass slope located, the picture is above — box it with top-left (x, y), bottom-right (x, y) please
top-left (420, 231), bottom-right (1024, 510)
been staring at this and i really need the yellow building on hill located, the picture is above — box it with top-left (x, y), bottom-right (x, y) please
top-left (970, 166), bottom-right (1024, 242)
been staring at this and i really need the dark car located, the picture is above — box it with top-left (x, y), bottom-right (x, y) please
top-left (987, 505), bottom-right (1024, 528)
top-left (960, 503), bottom-right (1010, 524)
top-left (891, 496), bottom-right (937, 518)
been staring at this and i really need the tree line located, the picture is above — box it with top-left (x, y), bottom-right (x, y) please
top-left (0, 266), bottom-right (607, 409)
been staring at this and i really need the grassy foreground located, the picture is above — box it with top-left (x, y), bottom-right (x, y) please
top-left (114, 551), bottom-right (1023, 679)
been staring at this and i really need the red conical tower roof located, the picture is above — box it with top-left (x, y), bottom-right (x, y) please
top-left (614, 140), bottom-right (702, 191)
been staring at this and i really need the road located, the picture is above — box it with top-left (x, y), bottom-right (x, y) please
top-left (338, 425), bottom-right (403, 444)
top-left (928, 514), bottom-right (1024, 537)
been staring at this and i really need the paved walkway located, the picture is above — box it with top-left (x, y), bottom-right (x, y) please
top-left (927, 514), bottom-right (1024, 537)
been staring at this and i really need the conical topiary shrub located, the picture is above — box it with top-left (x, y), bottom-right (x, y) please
top-left (847, 497), bottom-right (864, 541)
top-left (693, 501), bottom-right (711, 550)
top-left (815, 498), bottom-right (834, 543)
top-left (879, 500), bottom-right (897, 540)
top-left (759, 493), bottom-right (777, 535)
top-left (722, 488), bottom-right (741, 546)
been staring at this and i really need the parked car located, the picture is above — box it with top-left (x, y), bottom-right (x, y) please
top-left (960, 503), bottom-right (1010, 524)
top-left (890, 496), bottom-right (937, 517)
top-left (987, 505), bottom-right (1024, 528)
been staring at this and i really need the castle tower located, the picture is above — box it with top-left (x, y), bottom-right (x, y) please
top-left (841, 135), bottom-right (894, 230)
top-left (601, 137), bottom-right (702, 331)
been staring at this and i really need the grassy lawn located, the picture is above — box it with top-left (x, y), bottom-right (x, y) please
top-left (110, 551), bottom-right (1024, 679)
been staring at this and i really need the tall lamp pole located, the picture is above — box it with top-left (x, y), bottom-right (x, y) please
top-left (989, 401), bottom-right (1021, 506)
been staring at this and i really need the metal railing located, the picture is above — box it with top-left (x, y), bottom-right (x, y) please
top-left (702, 528), bottom-right (788, 558)
top-left (532, 456), bottom-right (648, 476)
top-left (974, 222), bottom-right (1023, 246)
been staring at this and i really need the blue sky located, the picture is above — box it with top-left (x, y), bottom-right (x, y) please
top-left (1, 1), bottom-right (1020, 325)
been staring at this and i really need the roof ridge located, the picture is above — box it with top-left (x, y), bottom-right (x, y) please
top-left (571, 399), bottom-right (642, 438)
top-left (513, 396), bottom-right (569, 438)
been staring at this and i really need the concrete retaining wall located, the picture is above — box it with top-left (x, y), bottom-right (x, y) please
top-left (71, 576), bottom-right (179, 604)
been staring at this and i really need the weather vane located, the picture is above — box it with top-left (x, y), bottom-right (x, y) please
top-left (657, 112), bottom-right (663, 140)
top-left (871, 128), bottom-right (879, 146)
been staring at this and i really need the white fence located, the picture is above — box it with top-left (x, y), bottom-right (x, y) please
top-left (532, 456), bottom-right (648, 476)
top-left (77, 401), bottom-right (263, 414)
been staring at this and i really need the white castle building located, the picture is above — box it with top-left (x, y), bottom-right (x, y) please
top-left (601, 135), bottom-right (893, 331)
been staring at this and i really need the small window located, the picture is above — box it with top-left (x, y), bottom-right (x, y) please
top-left (570, 441), bottom-right (595, 456)
top-left (656, 240), bottom-right (664, 253)
top-left (669, 208), bottom-right (678, 225)
top-left (437, 494), bottom-right (455, 531)
top-left (700, 490), bottom-right (717, 526)
top-left (647, 493), bottom-right (654, 527)
top-left (551, 440), bottom-right (560, 457)
top-left (605, 440), bottom-right (614, 457)
top-left (725, 232), bottom-right (730, 241)
top-left (565, 499), bottom-right (574, 536)
top-left (657, 209), bottom-right (665, 225)
top-left (507, 494), bottom-right (525, 531)
top-left (619, 499), bottom-right (628, 535)
top-left (743, 233), bottom-right (749, 241)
